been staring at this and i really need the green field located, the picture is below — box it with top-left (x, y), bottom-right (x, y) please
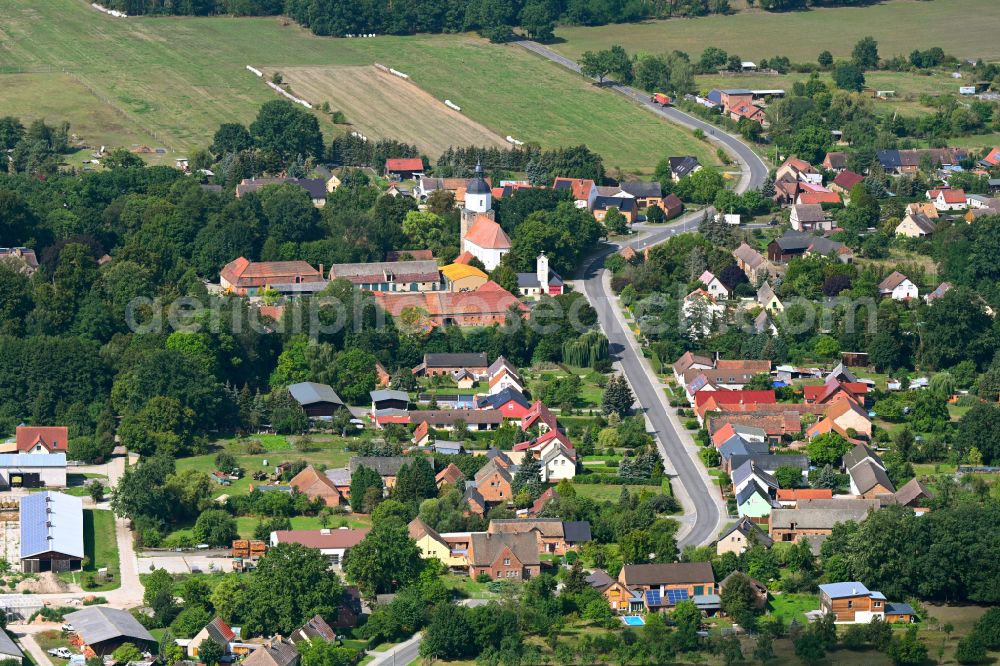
top-left (767, 592), bottom-right (819, 624)
top-left (58, 509), bottom-right (120, 591)
top-left (553, 0), bottom-right (1000, 62)
top-left (0, 0), bottom-right (716, 173)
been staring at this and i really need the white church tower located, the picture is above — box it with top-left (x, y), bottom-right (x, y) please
top-left (536, 252), bottom-right (549, 292)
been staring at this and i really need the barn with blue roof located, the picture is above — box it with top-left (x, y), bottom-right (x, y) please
top-left (19, 491), bottom-right (84, 573)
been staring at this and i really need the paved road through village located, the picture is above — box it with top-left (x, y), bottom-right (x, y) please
top-left (518, 39), bottom-right (770, 548)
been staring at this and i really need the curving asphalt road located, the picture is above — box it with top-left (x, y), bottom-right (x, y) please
top-left (518, 39), bottom-right (770, 547)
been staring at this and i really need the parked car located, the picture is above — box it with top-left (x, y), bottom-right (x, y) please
top-left (48, 648), bottom-right (73, 658)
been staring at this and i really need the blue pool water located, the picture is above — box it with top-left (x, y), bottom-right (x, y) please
top-left (622, 615), bottom-right (645, 626)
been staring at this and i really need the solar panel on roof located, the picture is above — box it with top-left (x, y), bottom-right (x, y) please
top-left (644, 590), bottom-right (661, 606)
top-left (666, 589), bottom-right (690, 605)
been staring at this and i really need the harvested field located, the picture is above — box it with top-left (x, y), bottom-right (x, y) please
top-left (269, 66), bottom-right (508, 155)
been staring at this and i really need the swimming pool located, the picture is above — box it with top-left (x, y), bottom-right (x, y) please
top-left (622, 615), bottom-right (645, 626)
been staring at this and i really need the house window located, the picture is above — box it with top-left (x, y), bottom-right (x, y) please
top-left (504, 558), bottom-right (511, 565)
top-left (847, 600), bottom-right (853, 609)
top-left (874, 601), bottom-right (881, 608)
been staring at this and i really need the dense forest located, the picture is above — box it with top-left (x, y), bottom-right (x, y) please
top-left (98, 0), bottom-right (894, 39)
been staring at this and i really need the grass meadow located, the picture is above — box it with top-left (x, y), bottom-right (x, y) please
top-left (0, 0), bottom-right (716, 173)
top-left (551, 0), bottom-right (1000, 63)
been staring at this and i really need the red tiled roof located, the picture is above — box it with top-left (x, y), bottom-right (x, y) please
top-left (272, 529), bottom-right (370, 549)
top-left (715, 360), bottom-right (772, 372)
top-left (385, 158), bottom-right (424, 172)
top-left (552, 177), bottom-right (595, 202)
top-left (220, 257), bottom-right (322, 288)
top-left (695, 390), bottom-right (776, 408)
top-left (453, 251), bottom-right (476, 265)
top-left (941, 189), bottom-right (966, 203)
top-left (373, 282), bottom-right (527, 320)
top-left (15, 426), bottom-right (68, 453)
top-left (983, 148), bottom-right (1000, 166)
top-left (798, 191), bottom-right (841, 205)
top-left (465, 216), bottom-right (511, 249)
top-left (521, 401), bottom-right (558, 431)
top-left (782, 157), bottom-right (816, 173)
top-left (776, 488), bottom-right (833, 501)
top-left (435, 463), bottom-right (465, 486)
top-left (833, 171), bottom-right (864, 190)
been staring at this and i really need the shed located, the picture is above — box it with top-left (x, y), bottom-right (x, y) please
top-left (65, 607), bottom-right (156, 656)
top-left (0, 453), bottom-right (67, 489)
top-left (287, 382), bottom-right (345, 418)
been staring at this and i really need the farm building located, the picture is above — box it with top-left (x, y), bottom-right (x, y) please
top-left (287, 382), bottom-right (346, 418)
top-left (19, 491), bottom-right (83, 573)
top-left (384, 158), bottom-right (424, 180)
top-left (270, 528), bottom-right (370, 566)
top-left (64, 606), bottom-right (156, 656)
top-left (0, 453), bottom-right (67, 489)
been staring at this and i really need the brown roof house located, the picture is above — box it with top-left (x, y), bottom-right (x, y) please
top-left (487, 519), bottom-right (591, 555)
top-left (242, 639), bottom-right (300, 666)
top-left (618, 562), bottom-right (716, 600)
top-left (467, 532), bottom-right (540, 580)
top-left (289, 466), bottom-right (344, 507)
top-left (435, 462), bottom-right (465, 488)
top-left (219, 258), bottom-right (325, 297)
top-left (187, 618), bottom-right (241, 659)
top-left (769, 499), bottom-right (879, 543)
top-left (472, 459), bottom-right (513, 503)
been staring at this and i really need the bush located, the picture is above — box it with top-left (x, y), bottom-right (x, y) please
top-left (699, 448), bottom-right (721, 467)
top-left (475, 572), bottom-right (491, 584)
top-left (684, 419), bottom-right (699, 430)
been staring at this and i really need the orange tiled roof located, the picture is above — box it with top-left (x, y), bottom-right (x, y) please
top-left (465, 216), bottom-right (511, 249)
top-left (15, 426), bottom-right (68, 453)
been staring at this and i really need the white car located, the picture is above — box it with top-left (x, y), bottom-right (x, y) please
top-left (48, 648), bottom-right (73, 659)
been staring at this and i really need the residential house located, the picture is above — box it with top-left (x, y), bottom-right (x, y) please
top-left (468, 532), bottom-right (541, 580)
top-left (619, 181), bottom-right (663, 209)
top-left (878, 271), bottom-right (918, 300)
top-left (789, 204), bottom-right (831, 232)
top-left (236, 177), bottom-right (328, 207)
top-left (802, 377), bottom-right (867, 406)
top-left (473, 459), bottom-right (513, 503)
top-left (769, 499), bottom-right (879, 542)
top-left (924, 282), bottom-right (952, 303)
top-left (384, 157), bottom-right (424, 180)
top-left (716, 517), bottom-right (774, 556)
top-left (731, 453), bottom-right (809, 478)
top-left (15, 426), bottom-right (68, 454)
top-left (408, 518), bottom-right (467, 568)
top-left (842, 443), bottom-right (885, 472)
top-left (905, 202), bottom-right (939, 220)
top-left (521, 401), bottom-right (559, 433)
top-left (694, 390), bottom-right (777, 423)
top-left (818, 582), bottom-right (888, 624)
top-left (289, 466), bottom-right (343, 507)
top-left (966, 194), bottom-right (1000, 209)
top-left (892, 478), bottom-right (933, 509)
top-left (323, 468), bottom-right (352, 499)
top-left (593, 576), bottom-right (644, 614)
top-left (464, 486), bottom-right (487, 515)
top-left (540, 443), bottom-right (577, 482)
top-left (187, 618), bottom-right (239, 659)
top-left (767, 232), bottom-right (852, 264)
top-left (776, 156), bottom-right (822, 185)
top-left (698, 270), bottom-right (730, 300)
top-left (241, 639), bottom-right (300, 666)
top-left (895, 211), bottom-right (936, 238)
top-left (618, 562), bottom-right (716, 610)
top-left (830, 170), bottom-right (864, 197)
top-left (409, 409), bottom-right (503, 431)
top-left (373, 281), bottom-right (527, 328)
top-left (477, 387), bottom-right (531, 419)
top-left (668, 156), bottom-right (702, 182)
top-left (290, 614), bottom-right (337, 646)
top-left (328, 260), bottom-right (442, 293)
top-left (487, 368), bottom-right (526, 399)
top-left (757, 282), bottom-right (783, 313)
top-left (19, 491), bottom-right (83, 573)
top-left (517, 253), bottom-right (564, 298)
top-left (348, 456), bottom-right (414, 489)
top-left (754, 310), bottom-right (778, 335)
top-left (270, 528), bottom-right (370, 565)
top-left (672, 352), bottom-right (714, 385)
top-left (370, 389), bottom-right (409, 413)
top-left (731, 461), bottom-right (779, 498)
top-left (434, 463), bottom-right (465, 489)
top-left (736, 483), bottom-right (777, 519)
top-left (488, 519), bottom-right (591, 554)
top-left (826, 397), bottom-right (873, 438)
top-left (0, 247), bottom-right (38, 275)
top-left (662, 193), bottom-right (684, 219)
top-left (877, 148), bottom-right (966, 175)
top-left (287, 382), bottom-right (345, 418)
top-left (220, 258), bottom-right (325, 296)
top-left (718, 436), bottom-right (769, 473)
top-left (732, 243), bottom-right (770, 284)
top-left (64, 607), bottom-right (156, 656)
top-left (796, 190), bottom-right (841, 206)
top-left (928, 188), bottom-right (967, 212)
top-left (712, 423), bottom-right (768, 448)
top-left (849, 459), bottom-right (895, 499)
top-left (552, 177), bottom-right (597, 208)
top-left (822, 152), bottom-right (848, 172)
top-left (593, 196), bottom-right (637, 224)
top-left (414, 352), bottom-right (489, 377)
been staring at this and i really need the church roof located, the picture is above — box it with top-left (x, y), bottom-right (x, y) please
top-left (466, 163), bottom-right (491, 195)
top-left (465, 216), bottom-right (511, 249)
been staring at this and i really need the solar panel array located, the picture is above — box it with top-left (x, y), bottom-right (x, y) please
top-left (644, 590), bottom-right (661, 606)
top-left (666, 589), bottom-right (690, 605)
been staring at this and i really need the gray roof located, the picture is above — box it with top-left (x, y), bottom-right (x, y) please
top-left (586, 569), bottom-right (615, 589)
top-left (0, 453), bottom-right (67, 468)
top-left (370, 389), bottom-right (409, 403)
top-left (750, 454), bottom-right (809, 472)
top-left (424, 352), bottom-right (488, 368)
top-left (466, 164), bottom-right (491, 195)
top-left (348, 456), bottom-right (415, 476)
top-left (324, 468), bottom-right (352, 486)
top-left (850, 460), bottom-right (895, 494)
top-left (893, 478), bottom-right (932, 506)
top-left (719, 436), bottom-right (768, 461)
top-left (593, 195), bottom-right (636, 212)
top-left (843, 444), bottom-right (884, 472)
top-left (736, 483), bottom-right (774, 508)
top-left (719, 517), bottom-right (773, 547)
top-left (618, 181), bottom-right (662, 198)
top-left (328, 259), bottom-right (440, 283)
top-left (563, 521), bottom-right (592, 543)
top-left (0, 630), bottom-right (24, 660)
top-left (287, 382), bottom-right (344, 407)
top-left (516, 269), bottom-right (564, 289)
top-left (904, 211), bottom-right (936, 234)
top-left (20, 491), bottom-right (83, 559)
top-left (732, 461), bottom-right (778, 489)
top-left (819, 581), bottom-right (871, 599)
top-left (243, 640), bottom-right (299, 666)
top-left (770, 499), bottom-right (878, 530)
top-left (791, 203), bottom-right (826, 223)
top-left (886, 602), bottom-right (916, 616)
top-left (669, 156), bottom-right (701, 178)
top-left (65, 607), bottom-right (156, 646)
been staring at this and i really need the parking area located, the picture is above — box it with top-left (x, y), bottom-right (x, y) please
top-left (138, 553), bottom-right (232, 574)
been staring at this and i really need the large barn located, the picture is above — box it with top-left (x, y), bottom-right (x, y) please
top-left (64, 607), bottom-right (156, 656)
top-left (287, 382), bottom-right (346, 418)
top-left (19, 491), bottom-right (84, 573)
top-left (0, 453), bottom-right (67, 489)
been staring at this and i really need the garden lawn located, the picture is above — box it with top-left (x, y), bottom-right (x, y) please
top-left (572, 480), bottom-right (668, 502)
top-left (767, 593), bottom-right (819, 624)
top-left (551, 0), bottom-right (1000, 62)
top-left (0, 0), bottom-right (715, 173)
top-left (59, 509), bottom-right (120, 592)
top-left (233, 514), bottom-right (371, 539)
